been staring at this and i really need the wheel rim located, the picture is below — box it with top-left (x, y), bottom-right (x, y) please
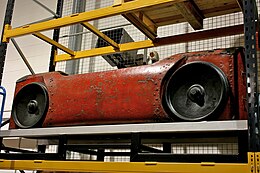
top-left (164, 61), bottom-right (229, 121)
top-left (12, 82), bottom-right (48, 128)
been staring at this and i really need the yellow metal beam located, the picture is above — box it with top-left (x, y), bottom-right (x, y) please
top-left (0, 160), bottom-right (251, 173)
top-left (33, 32), bottom-right (75, 56)
top-left (2, 24), bottom-right (11, 42)
top-left (81, 22), bottom-right (119, 49)
top-left (255, 152), bottom-right (260, 173)
top-left (249, 152), bottom-right (255, 173)
top-left (55, 24), bottom-right (244, 62)
top-left (2, 0), bottom-right (185, 41)
top-left (55, 40), bottom-right (154, 62)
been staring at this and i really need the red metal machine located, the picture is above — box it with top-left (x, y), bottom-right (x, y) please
top-left (9, 48), bottom-right (247, 129)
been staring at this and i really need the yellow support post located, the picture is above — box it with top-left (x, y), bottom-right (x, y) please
top-left (255, 152), bottom-right (260, 173)
top-left (249, 152), bottom-right (256, 173)
top-left (33, 32), bottom-right (75, 56)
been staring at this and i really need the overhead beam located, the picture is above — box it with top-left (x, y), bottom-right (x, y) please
top-left (81, 22), bottom-right (119, 49)
top-left (55, 24), bottom-right (244, 62)
top-left (33, 32), bottom-right (75, 56)
top-left (123, 12), bottom-right (157, 40)
top-left (175, 0), bottom-right (204, 30)
top-left (2, 0), bottom-right (184, 41)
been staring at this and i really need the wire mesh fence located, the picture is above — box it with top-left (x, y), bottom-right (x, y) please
top-left (56, 0), bottom-right (247, 74)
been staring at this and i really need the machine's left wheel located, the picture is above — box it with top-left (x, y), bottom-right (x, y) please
top-left (12, 82), bottom-right (48, 128)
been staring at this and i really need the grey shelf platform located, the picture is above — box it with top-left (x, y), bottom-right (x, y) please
top-left (0, 120), bottom-right (247, 138)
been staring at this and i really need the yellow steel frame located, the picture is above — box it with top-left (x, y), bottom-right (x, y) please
top-left (2, 0), bottom-right (189, 65)
top-left (255, 153), bottom-right (260, 173)
top-left (0, 153), bottom-right (255, 173)
top-left (55, 40), bottom-right (154, 62)
top-left (2, 0), bottom-right (183, 40)
top-left (0, 1), bottom-right (255, 172)
top-left (54, 24), bottom-right (244, 62)
top-left (1, 0), bottom-right (245, 65)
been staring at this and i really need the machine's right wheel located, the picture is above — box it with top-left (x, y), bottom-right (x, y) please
top-left (164, 61), bottom-right (229, 121)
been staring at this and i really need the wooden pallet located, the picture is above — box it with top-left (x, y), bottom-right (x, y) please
top-left (121, 0), bottom-right (242, 40)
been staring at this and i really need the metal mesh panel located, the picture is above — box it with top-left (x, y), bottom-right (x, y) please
top-left (104, 149), bottom-right (130, 162)
top-left (45, 145), bottom-right (57, 153)
top-left (56, 0), bottom-right (145, 74)
top-left (55, 0), bottom-right (73, 72)
top-left (172, 143), bottom-right (238, 155)
top-left (66, 151), bottom-right (97, 160)
top-left (56, 1), bottom-right (246, 73)
top-left (145, 143), bottom-right (238, 155)
top-left (187, 13), bottom-right (244, 52)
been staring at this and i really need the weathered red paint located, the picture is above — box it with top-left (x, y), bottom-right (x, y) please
top-left (9, 48), bottom-right (247, 128)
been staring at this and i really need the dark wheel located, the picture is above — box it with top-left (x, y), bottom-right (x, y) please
top-left (164, 61), bottom-right (229, 121)
top-left (12, 82), bottom-right (48, 128)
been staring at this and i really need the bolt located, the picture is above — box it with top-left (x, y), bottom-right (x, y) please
top-left (27, 100), bottom-right (38, 114)
top-left (187, 84), bottom-right (205, 107)
top-left (189, 87), bottom-right (199, 96)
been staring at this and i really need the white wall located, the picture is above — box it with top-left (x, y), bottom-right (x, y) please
top-left (0, 1), bottom-right (56, 172)
top-left (0, 0), bottom-right (56, 130)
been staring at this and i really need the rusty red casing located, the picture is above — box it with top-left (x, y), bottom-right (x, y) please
top-left (9, 48), bottom-right (247, 128)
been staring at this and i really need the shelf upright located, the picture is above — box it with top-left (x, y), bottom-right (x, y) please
top-left (49, 0), bottom-right (64, 72)
top-left (0, 0), bottom-right (15, 167)
top-left (243, 0), bottom-right (260, 152)
top-left (0, 0), bottom-right (15, 85)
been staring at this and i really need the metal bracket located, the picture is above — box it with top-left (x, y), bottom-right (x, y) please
top-left (2, 24), bottom-right (11, 43)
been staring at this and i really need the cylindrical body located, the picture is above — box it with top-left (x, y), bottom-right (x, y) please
top-left (9, 48), bottom-right (247, 129)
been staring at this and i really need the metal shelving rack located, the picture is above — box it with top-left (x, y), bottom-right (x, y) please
top-left (0, 0), bottom-right (259, 172)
